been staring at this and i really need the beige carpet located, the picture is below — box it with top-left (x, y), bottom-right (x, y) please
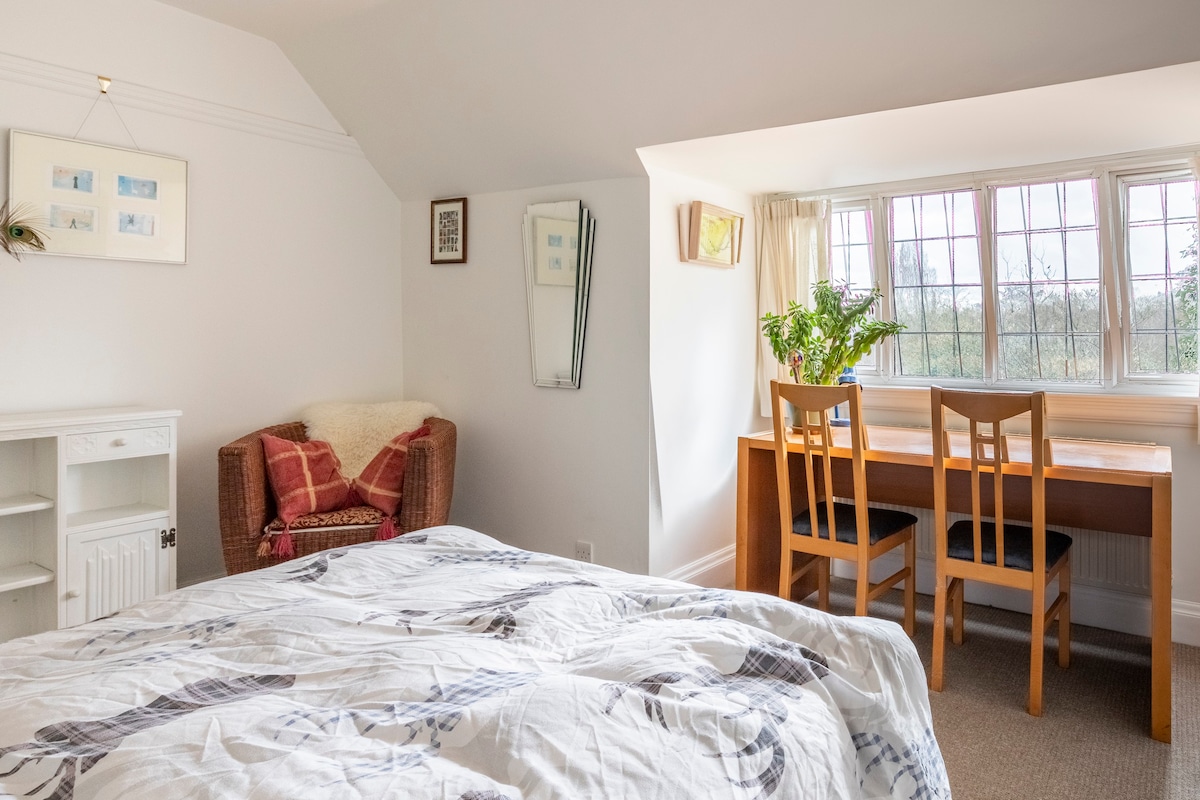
top-left (821, 581), bottom-right (1200, 800)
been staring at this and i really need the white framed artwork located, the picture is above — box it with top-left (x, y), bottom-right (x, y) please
top-left (8, 130), bottom-right (188, 263)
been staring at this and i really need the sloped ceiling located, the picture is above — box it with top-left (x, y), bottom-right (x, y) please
top-left (158, 0), bottom-right (1200, 201)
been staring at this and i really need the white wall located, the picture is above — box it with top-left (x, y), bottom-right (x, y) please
top-left (646, 169), bottom-right (756, 582)
top-left (399, 178), bottom-right (651, 574)
top-left (0, 1), bottom-right (403, 584)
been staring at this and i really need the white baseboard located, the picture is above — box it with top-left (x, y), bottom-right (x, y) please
top-left (663, 544), bottom-right (737, 589)
top-left (666, 544), bottom-right (1200, 646)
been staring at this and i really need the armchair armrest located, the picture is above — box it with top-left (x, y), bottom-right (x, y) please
top-left (218, 421), bottom-right (306, 575)
top-left (398, 417), bottom-right (457, 533)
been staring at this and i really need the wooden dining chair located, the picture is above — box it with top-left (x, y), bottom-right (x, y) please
top-left (929, 387), bottom-right (1072, 716)
top-left (770, 380), bottom-right (917, 634)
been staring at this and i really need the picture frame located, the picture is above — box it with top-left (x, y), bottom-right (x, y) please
top-left (681, 200), bottom-right (743, 267)
top-left (430, 197), bottom-right (467, 263)
top-left (8, 130), bottom-right (188, 263)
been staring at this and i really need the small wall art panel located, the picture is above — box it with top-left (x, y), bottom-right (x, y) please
top-left (8, 131), bottom-right (188, 263)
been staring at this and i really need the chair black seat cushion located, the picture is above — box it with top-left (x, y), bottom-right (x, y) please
top-left (792, 502), bottom-right (917, 545)
top-left (946, 520), bottom-right (1072, 572)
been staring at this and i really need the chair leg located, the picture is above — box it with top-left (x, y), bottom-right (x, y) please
top-left (931, 575), bottom-right (948, 692)
top-left (778, 548), bottom-right (793, 601)
top-left (1029, 586), bottom-right (1046, 717)
top-left (1058, 557), bottom-right (1071, 669)
top-left (855, 557), bottom-right (870, 617)
top-left (951, 577), bottom-right (965, 645)
top-left (818, 557), bottom-right (830, 611)
top-left (903, 535), bottom-right (916, 637)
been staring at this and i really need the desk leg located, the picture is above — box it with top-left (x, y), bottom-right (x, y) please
top-left (1150, 474), bottom-right (1172, 743)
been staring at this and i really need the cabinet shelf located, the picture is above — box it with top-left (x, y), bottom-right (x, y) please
top-left (0, 563), bottom-right (55, 594)
top-left (0, 493), bottom-right (54, 517)
top-left (66, 503), bottom-right (168, 532)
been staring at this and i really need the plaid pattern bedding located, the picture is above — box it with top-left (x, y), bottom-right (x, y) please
top-left (0, 526), bottom-right (949, 799)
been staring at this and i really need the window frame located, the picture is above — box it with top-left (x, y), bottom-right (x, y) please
top-left (801, 150), bottom-right (1199, 395)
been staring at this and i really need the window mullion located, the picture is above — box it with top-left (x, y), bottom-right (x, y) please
top-left (977, 182), bottom-right (998, 384)
top-left (871, 195), bottom-right (894, 378)
top-left (1098, 171), bottom-right (1123, 388)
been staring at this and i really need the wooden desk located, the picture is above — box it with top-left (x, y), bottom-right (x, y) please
top-left (736, 425), bottom-right (1173, 742)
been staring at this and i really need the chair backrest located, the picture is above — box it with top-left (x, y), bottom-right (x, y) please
top-left (770, 380), bottom-right (869, 548)
top-left (930, 387), bottom-right (1048, 571)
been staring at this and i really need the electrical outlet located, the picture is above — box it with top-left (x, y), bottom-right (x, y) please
top-left (575, 540), bottom-right (593, 563)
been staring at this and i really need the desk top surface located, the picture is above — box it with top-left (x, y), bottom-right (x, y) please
top-left (743, 425), bottom-right (1172, 479)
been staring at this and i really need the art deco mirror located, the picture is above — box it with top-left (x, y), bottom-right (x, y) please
top-left (522, 200), bottom-right (595, 388)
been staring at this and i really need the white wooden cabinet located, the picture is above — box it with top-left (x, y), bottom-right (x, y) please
top-left (0, 407), bottom-right (179, 642)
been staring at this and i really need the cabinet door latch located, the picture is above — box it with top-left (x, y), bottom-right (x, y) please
top-left (160, 528), bottom-right (177, 549)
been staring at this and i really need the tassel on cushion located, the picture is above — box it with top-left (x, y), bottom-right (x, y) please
top-left (376, 515), bottom-right (397, 541)
top-left (272, 525), bottom-right (295, 558)
top-left (256, 533), bottom-right (273, 559)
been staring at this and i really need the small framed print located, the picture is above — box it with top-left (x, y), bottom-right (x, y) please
top-left (681, 200), bottom-right (743, 268)
top-left (430, 197), bottom-right (467, 264)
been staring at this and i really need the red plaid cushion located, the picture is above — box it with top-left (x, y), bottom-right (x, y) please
top-left (261, 434), bottom-right (352, 524)
top-left (353, 425), bottom-right (430, 516)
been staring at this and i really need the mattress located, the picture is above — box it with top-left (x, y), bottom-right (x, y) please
top-left (0, 526), bottom-right (949, 799)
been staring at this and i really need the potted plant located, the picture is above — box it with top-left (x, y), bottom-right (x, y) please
top-left (761, 280), bottom-right (904, 386)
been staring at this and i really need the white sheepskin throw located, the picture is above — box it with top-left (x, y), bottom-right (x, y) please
top-left (302, 400), bottom-right (441, 479)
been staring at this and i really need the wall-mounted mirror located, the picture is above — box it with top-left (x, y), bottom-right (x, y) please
top-left (522, 200), bottom-right (596, 388)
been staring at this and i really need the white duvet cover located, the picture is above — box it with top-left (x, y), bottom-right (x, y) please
top-left (0, 526), bottom-right (949, 799)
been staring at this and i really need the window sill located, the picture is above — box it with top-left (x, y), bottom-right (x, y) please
top-left (856, 381), bottom-right (1199, 430)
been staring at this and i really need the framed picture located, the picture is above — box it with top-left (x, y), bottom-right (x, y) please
top-left (682, 200), bottom-right (743, 267)
top-left (8, 130), bottom-right (187, 263)
top-left (532, 216), bottom-right (579, 286)
top-left (430, 197), bottom-right (467, 263)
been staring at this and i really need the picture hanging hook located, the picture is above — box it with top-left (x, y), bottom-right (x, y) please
top-left (97, 75), bottom-right (111, 94)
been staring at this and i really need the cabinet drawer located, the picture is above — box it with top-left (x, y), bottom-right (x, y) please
top-left (66, 426), bottom-right (172, 463)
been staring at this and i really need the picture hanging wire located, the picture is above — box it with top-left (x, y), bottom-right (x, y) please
top-left (71, 75), bottom-right (141, 151)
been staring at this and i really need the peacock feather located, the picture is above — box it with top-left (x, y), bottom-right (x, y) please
top-left (0, 201), bottom-right (49, 260)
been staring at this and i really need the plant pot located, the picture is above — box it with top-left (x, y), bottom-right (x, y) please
top-left (829, 368), bottom-right (857, 427)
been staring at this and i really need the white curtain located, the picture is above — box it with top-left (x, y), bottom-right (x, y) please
top-left (754, 198), bottom-right (829, 417)
top-left (1191, 155), bottom-right (1200, 398)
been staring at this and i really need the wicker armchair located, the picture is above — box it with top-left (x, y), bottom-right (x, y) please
top-left (218, 417), bottom-right (456, 575)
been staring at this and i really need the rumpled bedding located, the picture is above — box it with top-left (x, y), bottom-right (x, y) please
top-left (0, 526), bottom-right (949, 799)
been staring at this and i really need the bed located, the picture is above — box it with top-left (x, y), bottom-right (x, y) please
top-left (0, 526), bottom-right (949, 799)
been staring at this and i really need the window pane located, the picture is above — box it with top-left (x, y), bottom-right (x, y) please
top-left (1067, 283), bottom-right (1102, 333)
top-left (995, 186), bottom-right (1024, 233)
top-left (1032, 283), bottom-right (1067, 334)
top-left (999, 285), bottom-right (1033, 333)
top-left (892, 196), bottom-right (917, 241)
top-left (1063, 179), bottom-right (1097, 228)
top-left (1128, 225), bottom-right (1166, 276)
top-left (1167, 222), bottom-right (1194, 273)
top-left (1127, 184), bottom-right (1163, 223)
top-left (888, 190), bottom-right (982, 379)
top-left (1124, 176), bottom-right (1199, 376)
top-left (892, 241), bottom-right (921, 286)
top-left (992, 178), bottom-right (1100, 383)
top-left (1028, 183), bottom-right (1063, 230)
top-left (1065, 230), bottom-right (1099, 281)
top-left (1029, 231), bottom-right (1065, 281)
top-left (921, 240), bottom-right (952, 284)
top-left (846, 243), bottom-right (873, 287)
top-left (952, 192), bottom-right (978, 236)
top-left (953, 237), bottom-right (981, 284)
top-left (1131, 332), bottom-right (1168, 373)
top-left (1167, 179), bottom-right (1197, 220)
top-left (995, 233), bottom-right (1030, 282)
top-left (1000, 334), bottom-right (1036, 380)
top-left (895, 332), bottom-right (927, 376)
